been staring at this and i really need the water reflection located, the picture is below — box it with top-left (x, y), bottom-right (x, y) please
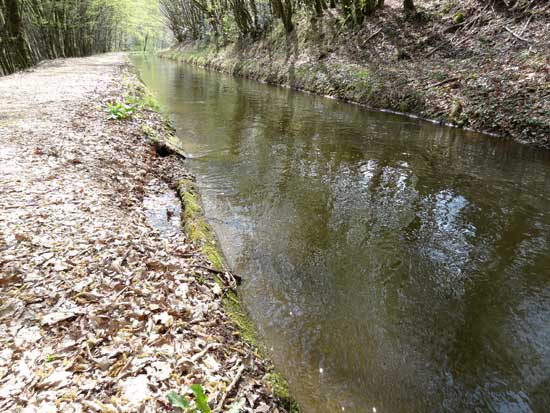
top-left (132, 56), bottom-right (550, 413)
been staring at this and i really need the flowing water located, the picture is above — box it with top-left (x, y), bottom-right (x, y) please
top-left (132, 55), bottom-right (550, 413)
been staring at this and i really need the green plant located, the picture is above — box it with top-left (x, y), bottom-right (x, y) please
top-left (126, 92), bottom-right (161, 112)
top-left (167, 385), bottom-right (211, 413)
top-left (453, 11), bottom-right (465, 24)
top-left (105, 101), bottom-right (136, 120)
top-left (441, 0), bottom-right (458, 14)
top-left (167, 386), bottom-right (246, 413)
top-left (433, 71), bottom-right (448, 81)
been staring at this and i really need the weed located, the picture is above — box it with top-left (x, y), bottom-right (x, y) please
top-left (126, 92), bottom-right (161, 112)
top-left (167, 385), bottom-right (245, 412)
top-left (433, 71), bottom-right (448, 81)
top-left (440, 0), bottom-right (458, 14)
top-left (357, 69), bottom-right (369, 80)
top-left (453, 11), bottom-right (465, 24)
top-left (44, 354), bottom-right (60, 362)
top-left (105, 101), bottom-right (136, 120)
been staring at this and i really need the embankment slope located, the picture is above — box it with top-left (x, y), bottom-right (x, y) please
top-left (162, 0), bottom-right (549, 147)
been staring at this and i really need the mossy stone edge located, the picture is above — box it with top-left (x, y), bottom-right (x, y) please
top-left (175, 178), bottom-right (299, 412)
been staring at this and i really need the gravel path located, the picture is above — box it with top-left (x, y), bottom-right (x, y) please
top-left (0, 54), bottom-right (284, 413)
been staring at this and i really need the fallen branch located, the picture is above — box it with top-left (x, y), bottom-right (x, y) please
top-left (192, 264), bottom-right (225, 274)
top-left (191, 343), bottom-right (220, 362)
top-left (519, 14), bottom-right (533, 36)
top-left (425, 77), bottom-right (460, 89)
top-left (426, 36), bottom-right (469, 58)
top-left (362, 28), bottom-right (383, 47)
top-left (505, 26), bottom-right (531, 42)
top-left (215, 363), bottom-right (246, 412)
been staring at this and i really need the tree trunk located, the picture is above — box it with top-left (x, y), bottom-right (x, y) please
top-left (5, 0), bottom-right (30, 70)
top-left (403, 0), bottom-right (416, 16)
top-left (272, 0), bottom-right (293, 33)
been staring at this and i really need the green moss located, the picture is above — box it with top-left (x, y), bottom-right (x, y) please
top-left (141, 123), bottom-right (157, 139)
top-left (357, 69), bottom-right (369, 80)
top-left (177, 179), bottom-right (227, 270)
top-left (201, 244), bottom-right (225, 271)
top-left (265, 373), bottom-right (300, 413)
top-left (224, 286), bottom-right (300, 412)
top-left (223, 290), bottom-right (259, 346)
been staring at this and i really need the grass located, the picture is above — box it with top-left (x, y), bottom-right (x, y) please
top-left (126, 89), bottom-right (161, 112)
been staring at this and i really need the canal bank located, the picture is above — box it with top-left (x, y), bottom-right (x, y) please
top-left (0, 53), bottom-right (290, 412)
top-left (159, 3), bottom-right (549, 148)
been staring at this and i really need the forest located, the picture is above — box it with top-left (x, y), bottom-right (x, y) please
top-left (1, 0), bottom-right (543, 75)
top-left (0, 0), bottom-right (164, 75)
top-left (160, 0), bottom-right (416, 41)
top-left (158, 0), bottom-right (538, 42)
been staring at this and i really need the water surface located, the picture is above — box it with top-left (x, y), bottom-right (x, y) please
top-left (133, 55), bottom-right (550, 413)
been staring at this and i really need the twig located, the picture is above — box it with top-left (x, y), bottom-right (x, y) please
top-left (426, 37), bottom-right (468, 57)
top-left (226, 272), bottom-right (239, 288)
top-left (112, 285), bottom-right (129, 299)
top-left (178, 253), bottom-right (198, 258)
top-left (505, 26), bottom-right (530, 42)
top-left (215, 363), bottom-right (245, 412)
top-left (191, 343), bottom-right (220, 362)
top-left (362, 28), bottom-right (383, 47)
top-left (451, 15), bottom-right (480, 40)
top-left (85, 343), bottom-right (100, 363)
top-left (116, 354), bottom-right (136, 379)
top-left (425, 77), bottom-right (460, 89)
top-left (426, 36), bottom-right (468, 58)
top-left (519, 15), bottom-right (533, 37)
top-left (425, 39), bottom-right (449, 57)
top-left (192, 264), bottom-right (225, 274)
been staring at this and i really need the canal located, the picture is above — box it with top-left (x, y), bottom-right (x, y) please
top-left (133, 55), bottom-right (550, 413)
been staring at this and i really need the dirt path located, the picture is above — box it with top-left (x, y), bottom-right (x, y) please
top-left (0, 54), bottom-right (284, 412)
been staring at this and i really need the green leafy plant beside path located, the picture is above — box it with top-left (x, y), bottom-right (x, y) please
top-left (167, 385), bottom-right (245, 413)
top-left (105, 101), bottom-right (137, 120)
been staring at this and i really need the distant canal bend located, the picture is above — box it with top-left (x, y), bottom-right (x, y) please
top-left (133, 55), bottom-right (550, 413)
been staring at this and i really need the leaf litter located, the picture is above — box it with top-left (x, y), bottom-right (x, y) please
top-left (0, 54), bottom-right (287, 412)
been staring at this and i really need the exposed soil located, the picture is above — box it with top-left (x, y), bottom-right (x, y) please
top-left (162, 0), bottom-right (549, 147)
top-left (0, 54), bottom-right (286, 412)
